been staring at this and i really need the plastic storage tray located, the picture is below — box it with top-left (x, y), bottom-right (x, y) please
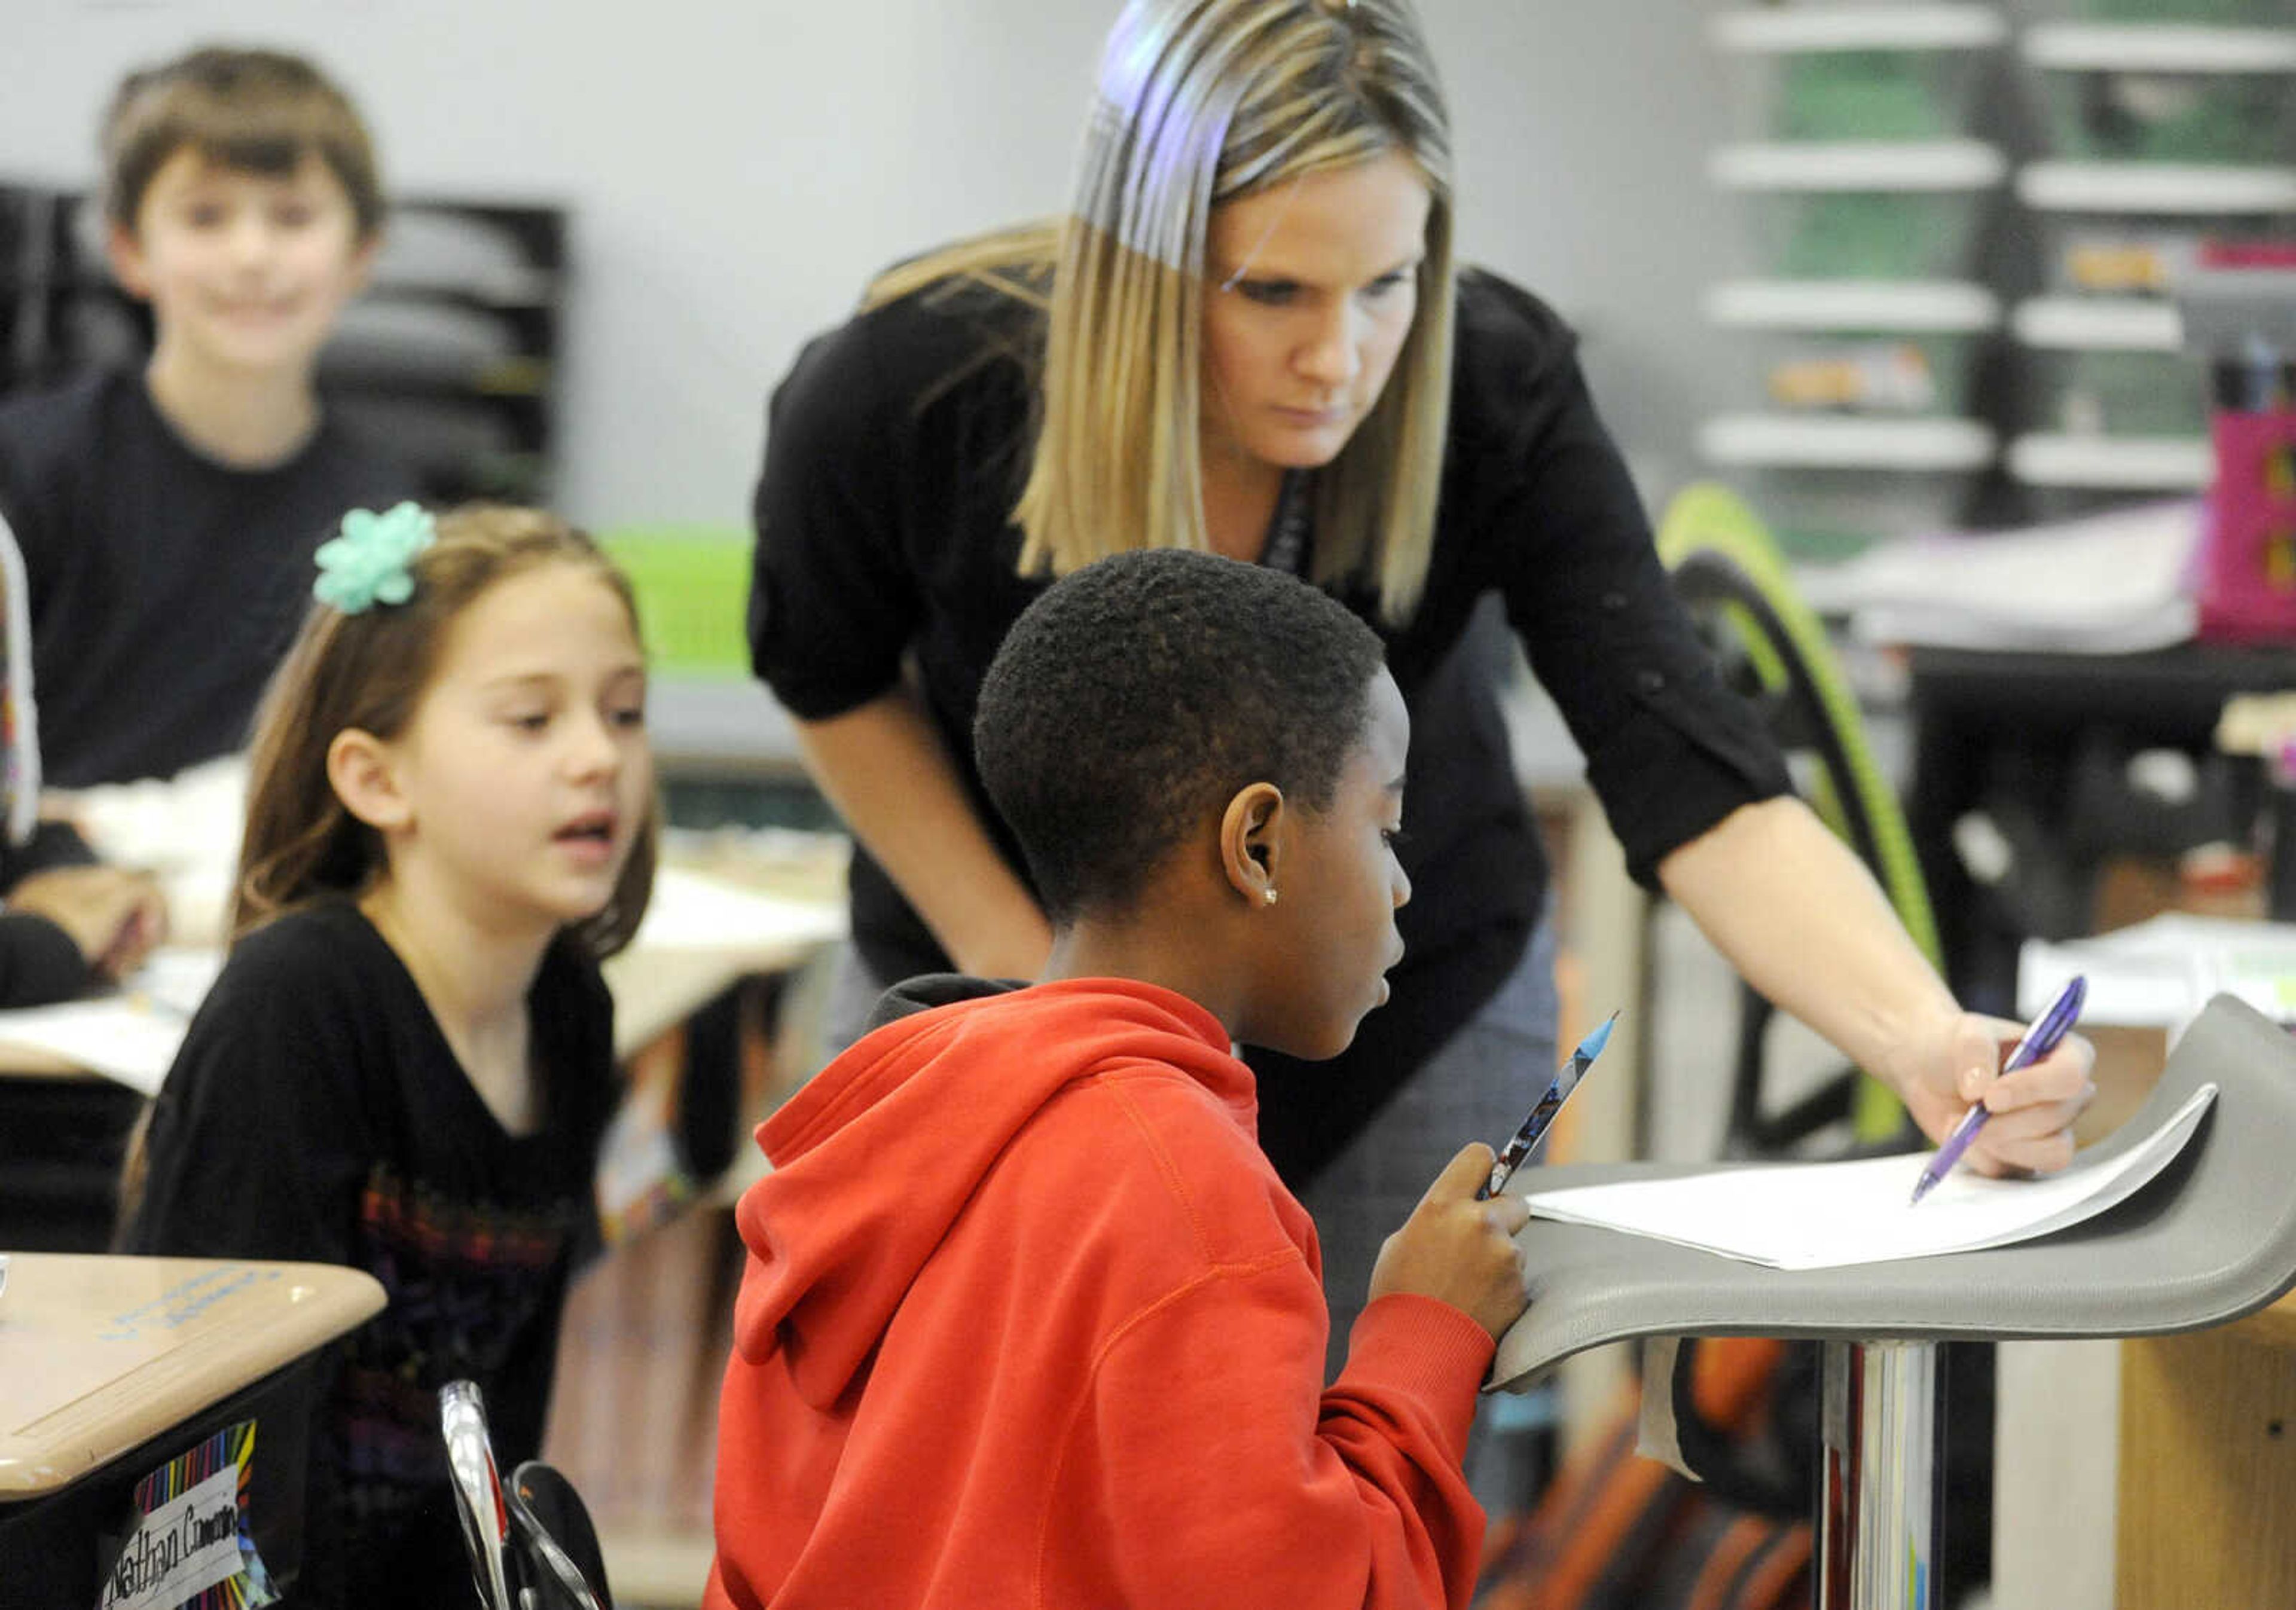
top-left (2018, 160), bottom-right (2296, 295)
top-left (2024, 23), bottom-right (2296, 164)
top-left (1710, 4), bottom-right (2009, 142)
top-left (1708, 279), bottom-right (2000, 417)
top-left (2013, 295), bottom-right (2210, 436)
top-left (2007, 429), bottom-right (2213, 522)
top-left (2047, 0), bottom-right (2296, 23)
top-left (1713, 140), bottom-right (2008, 279)
top-left (1697, 413), bottom-right (1997, 560)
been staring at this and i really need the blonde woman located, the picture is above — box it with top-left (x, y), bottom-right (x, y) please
top-left (750, 0), bottom-right (2093, 1394)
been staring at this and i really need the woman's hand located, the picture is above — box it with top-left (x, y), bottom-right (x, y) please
top-left (9, 865), bottom-right (169, 981)
top-left (1874, 1009), bottom-right (2097, 1178)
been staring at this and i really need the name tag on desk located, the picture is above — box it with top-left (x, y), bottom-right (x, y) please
top-left (99, 1420), bottom-right (277, 1610)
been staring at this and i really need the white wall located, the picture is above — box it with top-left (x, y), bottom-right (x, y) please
top-left (0, 0), bottom-right (1742, 529)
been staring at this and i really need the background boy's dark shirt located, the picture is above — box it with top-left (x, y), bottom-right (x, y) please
top-left (0, 369), bottom-right (413, 785)
top-left (118, 899), bottom-right (618, 1609)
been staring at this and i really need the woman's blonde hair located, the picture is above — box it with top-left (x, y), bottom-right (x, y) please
top-left (869, 0), bottom-right (1455, 625)
top-left (236, 504), bottom-right (657, 958)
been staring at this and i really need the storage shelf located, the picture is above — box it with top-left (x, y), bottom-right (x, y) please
top-left (2023, 22), bottom-right (2296, 75)
top-left (2007, 433), bottom-right (2212, 490)
top-left (0, 183), bottom-right (566, 506)
top-left (1706, 278), bottom-right (2001, 332)
top-left (1712, 139), bottom-right (2008, 192)
top-left (1700, 412), bottom-right (1997, 471)
top-left (1712, 5), bottom-right (2008, 56)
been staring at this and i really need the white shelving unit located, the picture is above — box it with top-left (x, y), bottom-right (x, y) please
top-left (1703, 5), bottom-right (2012, 561)
top-left (1702, 4), bottom-right (2296, 558)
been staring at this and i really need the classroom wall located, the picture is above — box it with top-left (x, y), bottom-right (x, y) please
top-left (0, 0), bottom-right (1743, 531)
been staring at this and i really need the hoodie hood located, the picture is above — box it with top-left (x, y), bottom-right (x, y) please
top-left (730, 975), bottom-right (1251, 1408)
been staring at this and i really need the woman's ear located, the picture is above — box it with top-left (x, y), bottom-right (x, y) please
top-left (326, 729), bottom-right (411, 833)
top-left (1217, 781), bottom-right (1285, 907)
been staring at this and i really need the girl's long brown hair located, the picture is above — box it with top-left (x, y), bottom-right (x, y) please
top-left (118, 506), bottom-right (656, 1236)
top-left (236, 503), bottom-right (657, 958)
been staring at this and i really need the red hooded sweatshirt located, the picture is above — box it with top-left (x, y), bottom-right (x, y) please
top-left (704, 976), bottom-right (1495, 1610)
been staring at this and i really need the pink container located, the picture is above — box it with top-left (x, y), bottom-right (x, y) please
top-left (2194, 407), bottom-right (2296, 641)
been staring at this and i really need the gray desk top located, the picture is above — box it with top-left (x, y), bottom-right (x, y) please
top-left (1491, 994), bottom-right (2296, 1390)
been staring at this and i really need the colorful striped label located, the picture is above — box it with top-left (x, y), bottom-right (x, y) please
top-left (100, 1419), bottom-right (277, 1610)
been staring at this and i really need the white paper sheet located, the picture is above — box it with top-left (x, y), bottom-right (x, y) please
top-left (1791, 499), bottom-right (2201, 654)
top-left (2020, 915), bottom-right (2296, 1029)
top-left (0, 869), bottom-right (849, 1095)
top-left (0, 947), bottom-right (222, 1093)
top-left (1521, 1084), bottom-right (2216, 1270)
top-left (0, 994), bottom-right (195, 1095)
top-left (629, 866), bottom-right (848, 955)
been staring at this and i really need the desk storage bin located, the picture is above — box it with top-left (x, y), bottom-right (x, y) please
top-left (2024, 23), bottom-right (2296, 164)
top-left (1710, 5), bottom-right (2008, 142)
top-left (2014, 295), bottom-right (2210, 435)
top-left (2194, 405), bottom-right (2296, 640)
top-left (1713, 142), bottom-right (2007, 279)
top-left (2050, 0), bottom-right (2296, 23)
top-left (1708, 279), bottom-right (1999, 417)
top-left (1698, 413), bottom-right (1996, 560)
top-left (2019, 162), bottom-right (2296, 295)
top-left (2008, 430), bottom-right (2213, 521)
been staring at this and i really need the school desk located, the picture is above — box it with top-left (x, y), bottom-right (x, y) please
top-left (1903, 639), bottom-right (2296, 1010)
top-left (0, 1253), bottom-right (385, 1604)
top-left (0, 855), bottom-right (847, 1253)
top-left (1487, 992), bottom-right (2296, 1610)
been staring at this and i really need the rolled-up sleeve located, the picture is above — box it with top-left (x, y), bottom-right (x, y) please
top-left (749, 313), bottom-right (920, 720)
top-left (1467, 289), bottom-right (1790, 888)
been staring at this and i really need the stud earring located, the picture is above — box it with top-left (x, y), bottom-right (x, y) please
top-left (1263, 888), bottom-right (1279, 906)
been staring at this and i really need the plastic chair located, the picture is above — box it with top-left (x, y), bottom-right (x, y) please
top-left (440, 1380), bottom-right (613, 1610)
top-left (1492, 990), bottom-right (2296, 1609)
top-left (1657, 481), bottom-right (1934, 1154)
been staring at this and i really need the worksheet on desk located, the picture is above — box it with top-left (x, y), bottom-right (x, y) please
top-left (0, 948), bottom-right (218, 1094)
top-left (1521, 1084), bottom-right (2216, 1270)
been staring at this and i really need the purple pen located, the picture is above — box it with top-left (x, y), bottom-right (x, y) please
top-left (1907, 974), bottom-right (2087, 1207)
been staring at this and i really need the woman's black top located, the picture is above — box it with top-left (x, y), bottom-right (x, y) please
top-left (751, 266), bottom-right (1789, 1184)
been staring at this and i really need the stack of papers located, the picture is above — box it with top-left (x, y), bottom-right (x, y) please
top-left (2019, 914), bottom-right (2296, 1028)
top-left (1521, 1084), bottom-right (2214, 1270)
top-left (1793, 499), bottom-right (2202, 653)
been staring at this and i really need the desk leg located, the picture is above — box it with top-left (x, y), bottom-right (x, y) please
top-left (1820, 1340), bottom-right (1938, 1610)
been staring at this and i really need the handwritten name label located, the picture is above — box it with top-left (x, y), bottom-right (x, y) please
top-left (99, 1465), bottom-right (242, 1610)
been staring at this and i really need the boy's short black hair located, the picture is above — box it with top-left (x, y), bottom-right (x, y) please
top-left (103, 45), bottom-right (383, 238)
top-left (975, 549), bottom-right (1387, 926)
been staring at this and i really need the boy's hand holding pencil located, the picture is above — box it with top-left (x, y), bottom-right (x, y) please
top-left (1368, 1144), bottom-right (1532, 1342)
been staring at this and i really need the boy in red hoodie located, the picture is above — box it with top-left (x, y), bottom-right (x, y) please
top-left (707, 549), bottom-right (1531, 1609)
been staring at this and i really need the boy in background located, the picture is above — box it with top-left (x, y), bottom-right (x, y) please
top-left (0, 46), bottom-right (411, 787)
top-left (707, 549), bottom-right (1531, 1610)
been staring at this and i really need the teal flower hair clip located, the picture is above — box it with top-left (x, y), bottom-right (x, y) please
top-left (314, 502), bottom-right (438, 614)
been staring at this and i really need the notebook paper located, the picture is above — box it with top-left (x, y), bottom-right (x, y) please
top-left (1520, 1084), bottom-right (2215, 1270)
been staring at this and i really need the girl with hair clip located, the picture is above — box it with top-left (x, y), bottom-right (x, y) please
top-left (118, 502), bottom-right (657, 1609)
top-left (750, 0), bottom-right (2093, 1408)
